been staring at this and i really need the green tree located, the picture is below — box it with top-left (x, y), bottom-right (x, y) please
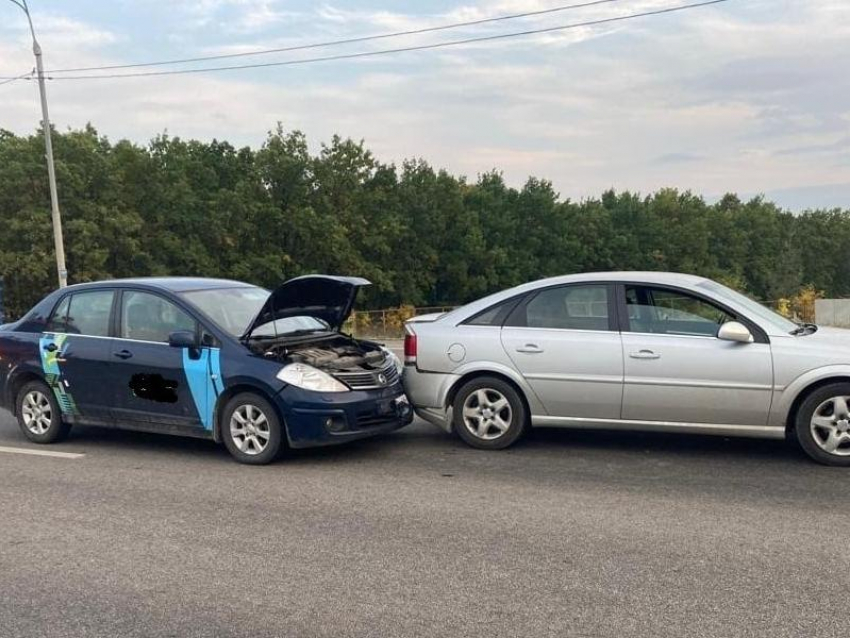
top-left (1, 124), bottom-right (848, 319)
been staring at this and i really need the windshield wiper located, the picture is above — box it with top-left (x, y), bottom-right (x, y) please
top-left (248, 328), bottom-right (328, 341)
top-left (282, 328), bottom-right (329, 337)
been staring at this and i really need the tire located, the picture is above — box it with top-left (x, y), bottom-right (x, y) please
top-left (794, 382), bottom-right (850, 466)
top-left (452, 376), bottom-right (528, 450)
top-left (15, 380), bottom-right (72, 444)
top-left (220, 392), bottom-right (284, 465)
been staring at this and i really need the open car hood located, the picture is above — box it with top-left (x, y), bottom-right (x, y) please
top-left (242, 275), bottom-right (371, 338)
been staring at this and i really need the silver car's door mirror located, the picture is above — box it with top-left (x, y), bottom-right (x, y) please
top-left (717, 321), bottom-right (753, 343)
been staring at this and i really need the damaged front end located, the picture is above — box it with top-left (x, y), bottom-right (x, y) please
top-left (237, 274), bottom-right (411, 447)
top-left (254, 333), bottom-right (400, 391)
top-left (242, 275), bottom-right (401, 392)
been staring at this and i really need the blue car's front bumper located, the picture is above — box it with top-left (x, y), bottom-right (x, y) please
top-left (274, 382), bottom-right (414, 448)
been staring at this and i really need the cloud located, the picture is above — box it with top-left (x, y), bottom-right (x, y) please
top-left (654, 152), bottom-right (706, 165)
top-left (159, 0), bottom-right (305, 32)
top-left (0, 13), bottom-right (120, 78)
top-left (1, 0), bottom-right (849, 210)
top-left (0, 12), bottom-right (119, 49)
top-left (776, 136), bottom-right (850, 161)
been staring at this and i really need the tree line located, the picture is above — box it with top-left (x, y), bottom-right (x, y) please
top-left (1, 124), bottom-right (848, 320)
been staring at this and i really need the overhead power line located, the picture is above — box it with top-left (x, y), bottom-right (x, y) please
top-left (46, 0), bottom-right (734, 82)
top-left (46, 0), bottom-right (630, 74)
top-left (0, 70), bottom-right (34, 86)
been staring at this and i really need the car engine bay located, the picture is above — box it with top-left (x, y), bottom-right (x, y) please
top-left (251, 334), bottom-right (390, 373)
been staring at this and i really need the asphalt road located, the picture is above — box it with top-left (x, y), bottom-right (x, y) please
top-left (1, 410), bottom-right (848, 638)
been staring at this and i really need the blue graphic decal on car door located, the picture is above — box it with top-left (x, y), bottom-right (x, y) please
top-left (182, 348), bottom-right (223, 430)
top-left (38, 334), bottom-right (80, 415)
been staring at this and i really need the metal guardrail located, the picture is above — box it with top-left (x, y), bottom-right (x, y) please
top-left (345, 306), bottom-right (455, 339)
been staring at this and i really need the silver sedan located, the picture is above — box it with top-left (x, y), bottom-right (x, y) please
top-left (402, 271), bottom-right (850, 466)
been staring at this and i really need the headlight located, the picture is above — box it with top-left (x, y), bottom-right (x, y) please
top-left (276, 363), bottom-right (349, 392)
top-left (381, 347), bottom-right (403, 374)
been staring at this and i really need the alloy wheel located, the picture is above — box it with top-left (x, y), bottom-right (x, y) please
top-left (810, 395), bottom-right (850, 457)
top-left (462, 388), bottom-right (513, 440)
top-left (21, 390), bottom-right (53, 436)
top-left (230, 403), bottom-right (271, 456)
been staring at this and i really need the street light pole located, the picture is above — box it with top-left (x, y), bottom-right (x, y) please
top-left (8, 0), bottom-right (68, 288)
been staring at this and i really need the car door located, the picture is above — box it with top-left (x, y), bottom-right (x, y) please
top-left (110, 290), bottom-right (206, 429)
top-left (42, 289), bottom-right (117, 423)
top-left (619, 284), bottom-right (773, 425)
top-left (500, 283), bottom-right (624, 419)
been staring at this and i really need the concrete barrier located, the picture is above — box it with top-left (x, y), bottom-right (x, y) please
top-left (815, 299), bottom-right (850, 327)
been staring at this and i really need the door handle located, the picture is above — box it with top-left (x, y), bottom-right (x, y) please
top-left (516, 344), bottom-right (544, 354)
top-left (629, 349), bottom-right (660, 360)
top-left (114, 349), bottom-right (133, 360)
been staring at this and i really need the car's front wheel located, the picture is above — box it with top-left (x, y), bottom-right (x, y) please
top-left (795, 383), bottom-right (850, 466)
top-left (221, 393), bottom-right (284, 465)
top-left (452, 377), bottom-right (528, 450)
top-left (16, 380), bottom-right (71, 444)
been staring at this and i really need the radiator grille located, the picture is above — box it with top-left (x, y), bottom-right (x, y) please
top-left (334, 364), bottom-right (399, 390)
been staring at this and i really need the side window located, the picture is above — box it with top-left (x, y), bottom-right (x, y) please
top-left (625, 286), bottom-right (732, 337)
top-left (62, 291), bottom-right (114, 336)
top-left (465, 297), bottom-right (522, 327)
top-left (121, 291), bottom-right (197, 343)
top-left (46, 295), bottom-right (71, 333)
top-left (514, 285), bottom-right (610, 331)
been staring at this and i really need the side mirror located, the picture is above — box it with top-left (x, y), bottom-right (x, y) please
top-left (168, 330), bottom-right (198, 348)
top-left (717, 321), bottom-right (753, 343)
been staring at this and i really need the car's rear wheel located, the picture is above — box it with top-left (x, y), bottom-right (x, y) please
top-left (221, 393), bottom-right (283, 465)
top-left (795, 383), bottom-right (850, 466)
top-left (452, 377), bottom-right (527, 450)
top-left (16, 380), bottom-right (71, 444)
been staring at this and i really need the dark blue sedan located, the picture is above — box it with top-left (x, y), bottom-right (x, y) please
top-left (0, 275), bottom-right (412, 464)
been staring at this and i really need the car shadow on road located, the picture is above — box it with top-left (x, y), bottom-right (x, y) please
top-left (284, 420), bottom-right (822, 478)
top-left (525, 425), bottom-right (807, 463)
top-left (7, 417), bottom-right (840, 483)
top-left (286, 424), bottom-right (850, 508)
top-left (64, 420), bottom-right (806, 468)
top-left (6, 418), bottom-right (847, 505)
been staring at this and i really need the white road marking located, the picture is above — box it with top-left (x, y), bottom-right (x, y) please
top-left (0, 445), bottom-right (84, 459)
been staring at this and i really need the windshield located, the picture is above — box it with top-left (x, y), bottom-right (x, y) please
top-left (697, 280), bottom-right (799, 333)
top-left (181, 286), bottom-right (269, 337)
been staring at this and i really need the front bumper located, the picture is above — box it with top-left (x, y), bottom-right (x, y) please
top-left (275, 382), bottom-right (414, 448)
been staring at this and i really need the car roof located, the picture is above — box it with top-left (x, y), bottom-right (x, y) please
top-left (438, 271), bottom-right (710, 323)
top-left (519, 271), bottom-right (707, 287)
top-left (486, 271), bottom-right (708, 299)
top-left (61, 277), bottom-right (259, 293)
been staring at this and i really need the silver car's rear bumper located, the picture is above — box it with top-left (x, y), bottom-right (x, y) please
top-left (413, 406), bottom-right (452, 432)
top-left (402, 366), bottom-right (458, 433)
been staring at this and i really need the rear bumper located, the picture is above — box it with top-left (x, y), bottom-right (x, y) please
top-left (402, 366), bottom-right (458, 433)
top-left (275, 382), bottom-right (414, 448)
top-left (413, 406), bottom-right (452, 432)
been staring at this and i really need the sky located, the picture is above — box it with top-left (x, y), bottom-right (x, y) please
top-left (0, 0), bottom-right (848, 210)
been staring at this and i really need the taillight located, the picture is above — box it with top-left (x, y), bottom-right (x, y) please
top-left (404, 332), bottom-right (417, 365)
